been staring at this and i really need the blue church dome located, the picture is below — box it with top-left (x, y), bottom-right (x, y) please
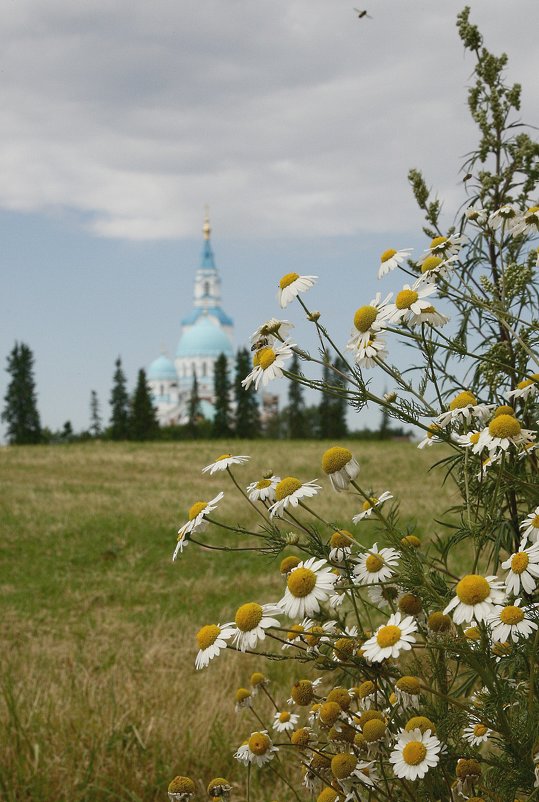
top-left (176, 314), bottom-right (233, 358)
top-left (148, 354), bottom-right (177, 381)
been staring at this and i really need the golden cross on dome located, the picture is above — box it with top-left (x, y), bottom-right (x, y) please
top-left (203, 205), bottom-right (211, 240)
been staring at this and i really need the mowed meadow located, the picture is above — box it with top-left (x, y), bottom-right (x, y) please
top-left (0, 440), bottom-right (457, 802)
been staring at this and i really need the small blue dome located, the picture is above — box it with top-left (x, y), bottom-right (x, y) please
top-left (148, 354), bottom-right (177, 381)
top-left (176, 315), bottom-right (233, 358)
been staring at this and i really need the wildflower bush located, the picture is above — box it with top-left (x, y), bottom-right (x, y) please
top-left (168, 10), bottom-right (538, 802)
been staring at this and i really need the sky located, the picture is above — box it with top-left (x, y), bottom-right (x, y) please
top-left (1, 0), bottom-right (538, 438)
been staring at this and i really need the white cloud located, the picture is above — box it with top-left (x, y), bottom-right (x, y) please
top-left (0, 0), bottom-right (537, 239)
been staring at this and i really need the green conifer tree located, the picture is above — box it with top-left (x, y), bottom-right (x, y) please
top-left (2, 342), bottom-right (42, 444)
top-left (129, 369), bottom-right (159, 441)
top-left (188, 371), bottom-right (202, 436)
top-left (89, 390), bottom-right (102, 438)
top-left (318, 354), bottom-right (332, 439)
top-left (212, 353), bottom-right (232, 438)
top-left (330, 355), bottom-right (348, 438)
top-left (234, 348), bottom-right (261, 438)
top-left (287, 353), bottom-right (307, 438)
top-left (109, 357), bottom-right (130, 440)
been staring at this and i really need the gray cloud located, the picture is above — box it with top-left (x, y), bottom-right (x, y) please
top-left (1, 0), bottom-right (537, 239)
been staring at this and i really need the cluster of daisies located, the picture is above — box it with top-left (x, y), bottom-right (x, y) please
top-left (172, 444), bottom-right (539, 798)
top-left (167, 776), bottom-right (232, 802)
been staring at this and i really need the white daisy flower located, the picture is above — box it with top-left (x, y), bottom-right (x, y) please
top-left (353, 542), bottom-right (399, 585)
top-left (387, 280), bottom-right (437, 324)
top-left (422, 233), bottom-right (466, 259)
top-left (242, 340), bottom-right (295, 391)
top-left (250, 671), bottom-right (270, 695)
top-left (329, 590), bottom-right (346, 609)
top-left (277, 272), bottom-right (317, 308)
top-left (444, 574), bottom-right (505, 625)
top-left (476, 452), bottom-right (501, 479)
top-left (408, 305), bottom-right (450, 328)
top-left (194, 622), bottom-right (235, 670)
top-left (202, 454), bottom-right (250, 474)
top-left (361, 612), bottom-right (417, 662)
top-left (510, 205), bottom-right (539, 237)
top-left (417, 424), bottom-right (444, 449)
top-left (463, 720), bottom-right (491, 746)
top-left (173, 491), bottom-right (224, 560)
top-left (234, 731), bottom-right (278, 767)
top-left (168, 777), bottom-right (196, 802)
top-left (321, 446), bottom-right (360, 492)
top-left (272, 710), bottom-right (299, 732)
top-left (453, 429), bottom-right (483, 452)
top-left (394, 675), bottom-right (422, 707)
top-left (246, 475), bottom-right (281, 503)
top-left (331, 753), bottom-right (377, 794)
top-left (389, 727), bottom-right (441, 781)
top-left (378, 247), bottom-right (413, 279)
top-left (368, 583), bottom-right (400, 609)
top-left (520, 506), bottom-right (539, 546)
top-left (279, 557), bottom-right (337, 619)
top-left (502, 543), bottom-right (539, 594)
top-left (268, 476), bottom-right (321, 518)
top-left (232, 602), bottom-right (281, 651)
top-left (487, 599), bottom-right (538, 643)
top-left (506, 373), bottom-right (539, 401)
top-left (235, 688), bottom-right (253, 712)
top-left (436, 390), bottom-right (493, 428)
top-left (349, 333), bottom-right (388, 368)
top-left (352, 491), bottom-right (393, 523)
top-left (465, 207), bottom-right (487, 225)
top-left (328, 529), bottom-right (356, 563)
top-left (250, 318), bottom-right (294, 347)
top-left (477, 414), bottom-right (536, 455)
top-left (416, 253), bottom-right (459, 282)
top-left (489, 203), bottom-right (518, 230)
top-left (347, 293), bottom-right (393, 349)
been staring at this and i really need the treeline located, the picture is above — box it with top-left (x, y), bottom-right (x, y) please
top-left (1, 342), bottom-right (411, 444)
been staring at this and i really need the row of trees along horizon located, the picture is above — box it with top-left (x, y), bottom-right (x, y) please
top-left (1, 342), bottom-right (411, 444)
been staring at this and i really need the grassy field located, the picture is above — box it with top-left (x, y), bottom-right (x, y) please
top-left (0, 440), bottom-right (458, 802)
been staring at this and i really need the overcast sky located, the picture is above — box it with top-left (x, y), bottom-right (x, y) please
top-left (1, 0), bottom-right (537, 437)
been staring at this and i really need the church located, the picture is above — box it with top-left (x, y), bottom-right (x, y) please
top-left (147, 213), bottom-right (235, 426)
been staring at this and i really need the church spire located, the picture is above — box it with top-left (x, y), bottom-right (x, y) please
top-left (200, 206), bottom-right (215, 269)
top-left (203, 205), bottom-right (211, 240)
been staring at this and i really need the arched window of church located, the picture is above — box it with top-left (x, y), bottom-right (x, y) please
top-left (204, 281), bottom-right (210, 296)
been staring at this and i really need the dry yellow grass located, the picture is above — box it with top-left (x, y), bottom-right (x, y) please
top-left (0, 440), bottom-right (457, 802)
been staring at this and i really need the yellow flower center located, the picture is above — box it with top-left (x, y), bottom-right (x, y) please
top-left (330, 529), bottom-right (354, 548)
top-left (353, 305), bottom-right (378, 333)
top-left (464, 626), bottom-right (481, 641)
top-left (235, 687), bottom-right (251, 703)
top-left (280, 555), bottom-right (301, 574)
top-left (395, 289), bottom-right (418, 309)
top-left (499, 605), bottom-right (524, 625)
top-left (398, 593), bottom-right (422, 615)
top-left (317, 788), bottom-right (338, 802)
top-left (248, 732), bottom-right (271, 755)
top-left (279, 711), bottom-right (291, 723)
top-left (291, 727), bottom-right (310, 746)
top-left (473, 724), bottom-right (488, 737)
top-left (305, 626), bottom-right (324, 647)
top-left (334, 637), bottom-right (355, 660)
top-left (322, 446), bottom-right (353, 474)
top-left (470, 433), bottom-right (480, 444)
top-left (235, 602), bottom-right (263, 632)
top-left (287, 623), bottom-right (304, 641)
top-left (493, 405), bottom-right (514, 418)
top-left (449, 390), bottom-right (477, 410)
top-left (327, 687), bottom-right (351, 710)
top-left (251, 672), bottom-right (266, 686)
top-left (396, 676), bottom-right (421, 695)
top-left (401, 534), bottom-right (421, 548)
top-left (362, 718), bottom-right (386, 742)
top-left (402, 741), bottom-right (427, 766)
top-left (188, 501), bottom-right (206, 520)
top-left (376, 624), bottom-right (402, 648)
top-left (405, 716), bottom-right (435, 734)
top-left (427, 612), bottom-right (451, 632)
top-left (488, 414), bottom-right (521, 439)
top-left (168, 776), bottom-right (196, 795)
top-left (287, 567), bottom-right (317, 598)
top-left (279, 272), bottom-right (300, 289)
top-left (320, 701), bottom-right (342, 726)
top-left (421, 255), bottom-right (443, 274)
top-left (456, 575), bottom-right (490, 605)
top-left (331, 753), bottom-right (357, 779)
top-left (430, 235), bottom-right (448, 250)
top-left (533, 515), bottom-right (539, 528)
top-left (362, 497), bottom-right (378, 512)
top-left (421, 305), bottom-right (436, 313)
top-left (196, 624), bottom-right (221, 650)
top-left (256, 478), bottom-right (272, 489)
top-left (365, 553), bottom-right (384, 572)
top-left (381, 248), bottom-right (397, 263)
top-left (257, 347), bottom-right (277, 370)
top-left (207, 778), bottom-right (230, 796)
top-left (357, 680), bottom-right (375, 698)
top-left (291, 679), bottom-right (314, 706)
top-left (456, 758), bottom-right (481, 778)
top-left (517, 373), bottom-right (539, 389)
top-left (510, 552), bottom-right (529, 574)
top-left (525, 205), bottom-right (539, 219)
top-left (275, 476), bottom-right (302, 500)
top-left (216, 453), bottom-right (232, 461)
